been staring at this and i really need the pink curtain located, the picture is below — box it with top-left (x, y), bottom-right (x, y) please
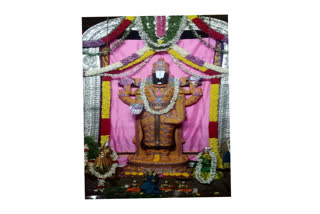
top-left (109, 38), bottom-right (216, 154)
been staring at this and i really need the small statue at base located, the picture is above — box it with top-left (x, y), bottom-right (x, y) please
top-left (140, 170), bottom-right (162, 195)
top-left (94, 142), bottom-right (113, 174)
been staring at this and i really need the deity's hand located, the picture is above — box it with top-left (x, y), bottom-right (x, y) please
top-left (130, 103), bottom-right (144, 115)
top-left (189, 76), bottom-right (202, 86)
top-left (119, 77), bottom-right (134, 87)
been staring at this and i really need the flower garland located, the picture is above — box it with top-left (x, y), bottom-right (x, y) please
top-left (136, 16), bottom-right (187, 51)
top-left (168, 44), bottom-right (229, 73)
top-left (82, 16), bottom-right (135, 48)
top-left (156, 16), bottom-right (166, 37)
top-left (187, 15), bottom-right (228, 43)
top-left (84, 46), bottom-right (155, 76)
top-left (102, 56), bottom-right (151, 78)
top-left (170, 55), bottom-right (226, 79)
top-left (82, 21), bottom-right (134, 56)
top-left (186, 20), bottom-right (228, 54)
top-left (195, 150), bottom-right (217, 184)
top-left (140, 77), bottom-right (180, 115)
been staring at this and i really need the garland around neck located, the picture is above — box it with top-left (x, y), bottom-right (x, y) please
top-left (140, 78), bottom-right (180, 115)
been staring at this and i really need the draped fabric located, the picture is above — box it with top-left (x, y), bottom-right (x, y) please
top-left (109, 38), bottom-right (216, 154)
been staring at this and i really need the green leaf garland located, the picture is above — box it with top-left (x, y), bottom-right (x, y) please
top-left (140, 16), bottom-right (183, 50)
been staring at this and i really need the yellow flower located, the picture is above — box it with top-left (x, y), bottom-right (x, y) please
top-left (182, 173), bottom-right (189, 177)
top-left (175, 173), bottom-right (181, 177)
top-left (138, 172), bottom-right (144, 176)
top-left (131, 172), bottom-right (137, 176)
top-left (196, 193), bottom-right (200, 196)
top-left (163, 172), bottom-right (169, 176)
top-left (125, 172), bottom-right (131, 175)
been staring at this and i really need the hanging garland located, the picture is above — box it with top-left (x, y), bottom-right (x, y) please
top-left (186, 20), bottom-right (228, 54)
top-left (170, 55), bottom-right (226, 79)
top-left (195, 150), bottom-right (217, 184)
top-left (101, 56), bottom-right (151, 78)
top-left (82, 21), bottom-right (134, 56)
top-left (140, 77), bottom-right (180, 115)
top-left (82, 16), bottom-right (135, 48)
top-left (168, 45), bottom-right (229, 73)
top-left (136, 16), bottom-right (187, 51)
top-left (187, 15), bottom-right (228, 43)
top-left (84, 46), bottom-right (155, 76)
top-left (84, 45), bottom-right (227, 77)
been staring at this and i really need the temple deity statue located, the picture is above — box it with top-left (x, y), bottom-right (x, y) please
top-left (119, 58), bottom-right (202, 166)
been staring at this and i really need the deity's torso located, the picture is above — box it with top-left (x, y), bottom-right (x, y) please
top-left (140, 84), bottom-right (178, 149)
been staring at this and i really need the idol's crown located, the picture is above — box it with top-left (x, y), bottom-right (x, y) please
top-left (152, 58), bottom-right (169, 72)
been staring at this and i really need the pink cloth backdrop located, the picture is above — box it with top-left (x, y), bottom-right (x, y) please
top-left (109, 38), bottom-right (216, 153)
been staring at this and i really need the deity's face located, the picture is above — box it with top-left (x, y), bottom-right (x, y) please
top-left (152, 70), bottom-right (168, 85)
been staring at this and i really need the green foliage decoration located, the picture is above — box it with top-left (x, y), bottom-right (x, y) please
top-left (84, 136), bottom-right (100, 159)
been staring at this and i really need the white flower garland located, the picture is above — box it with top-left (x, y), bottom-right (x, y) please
top-left (140, 77), bottom-right (180, 115)
top-left (135, 16), bottom-right (187, 52)
top-left (171, 44), bottom-right (229, 74)
top-left (195, 150), bottom-right (217, 184)
top-left (170, 55), bottom-right (227, 79)
top-left (84, 46), bottom-right (150, 77)
top-left (102, 56), bottom-right (151, 78)
top-left (88, 148), bottom-right (118, 179)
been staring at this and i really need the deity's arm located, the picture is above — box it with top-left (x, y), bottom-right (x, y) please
top-left (119, 85), bottom-right (136, 105)
top-left (179, 77), bottom-right (189, 87)
top-left (118, 77), bottom-right (142, 105)
top-left (184, 82), bottom-right (203, 107)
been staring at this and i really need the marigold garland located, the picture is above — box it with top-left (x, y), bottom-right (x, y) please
top-left (119, 50), bottom-right (155, 70)
top-left (101, 81), bottom-right (111, 119)
top-left (168, 49), bottom-right (207, 72)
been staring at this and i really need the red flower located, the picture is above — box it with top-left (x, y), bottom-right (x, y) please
top-left (101, 19), bottom-right (132, 44)
top-left (192, 18), bottom-right (226, 41)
